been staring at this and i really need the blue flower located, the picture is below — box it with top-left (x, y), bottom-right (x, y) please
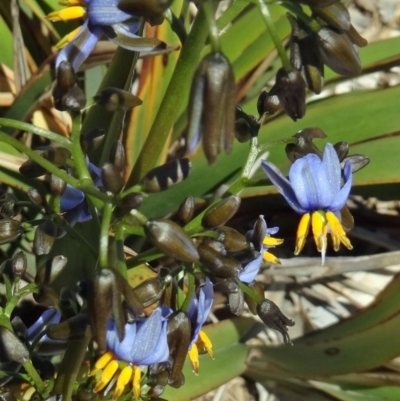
top-left (261, 143), bottom-right (353, 264)
top-left (92, 307), bottom-right (171, 399)
top-left (47, 0), bottom-right (163, 72)
top-left (239, 215), bottom-right (283, 283)
top-left (60, 162), bottom-right (102, 225)
top-left (187, 278), bottom-right (214, 373)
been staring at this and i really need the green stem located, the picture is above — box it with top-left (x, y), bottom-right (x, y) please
top-left (235, 279), bottom-right (264, 304)
top-left (258, 0), bottom-right (292, 72)
top-left (202, 0), bottom-right (221, 52)
top-left (127, 8), bottom-right (209, 185)
top-left (282, 1), bottom-right (321, 32)
top-left (70, 112), bottom-right (90, 180)
top-left (23, 360), bottom-right (47, 396)
top-left (0, 118), bottom-right (72, 148)
top-left (99, 202), bottom-right (114, 269)
top-left (126, 247), bottom-right (163, 269)
top-left (164, 9), bottom-right (188, 44)
top-left (180, 271), bottom-right (195, 311)
top-left (114, 223), bottom-right (127, 277)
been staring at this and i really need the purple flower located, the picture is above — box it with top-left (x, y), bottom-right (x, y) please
top-left (60, 162), bottom-right (102, 225)
top-left (261, 143), bottom-right (353, 264)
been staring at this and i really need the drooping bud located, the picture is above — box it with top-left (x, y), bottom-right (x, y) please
top-left (202, 195), bottom-right (241, 229)
top-left (142, 159), bottom-right (192, 193)
top-left (35, 255), bottom-right (68, 284)
top-left (187, 52), bottom-right (236, 165)
top-left (80, 128), bottom-right (105, 154)
top-left (257, 299), bottom-right (295, 344)
top-left (0, 326), bottom-right (29, 364)
top-left (312, 2), bottom-right (351, 31)
top-left (0, 218), bottom-right (22, 245)
top-left (274, 68), bottom-right (306, 121)
top-left (317, 27), bottom-right (362, 76)
top-left (33, 220), bottom-right (58, 255)
top-left (101, 163), bottom-right (125, 193)
top-left (132, 275), bottom-right (172, 308)
top-left (217, 226), bottom-right (248, 252)
top-left (94, 88), bottom-right (142, 112)
top-left (144, 219), bottom-right (199, 263)
top-left (177, 196), bottom-right (195, 225)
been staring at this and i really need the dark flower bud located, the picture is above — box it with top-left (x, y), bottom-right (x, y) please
top-left (19, 159), bottom-right (47, 178)
top-left (27, 187), bottom-right (46, 207)
top-left (56, 60), bottom-right (77, 91)
top-left (198, 244), bottom-right (242, 278)
top-left (115, 192), bottom-right (143, 216)
top-left (33, 285), bottom-right (59, 307)
top-left (101, 163), bottom-right (125, 193)
top-left (144, 219), bottom-right (199, 263)
top-left (46, 173), bottom-right (67, 197)
top-left (12, 251), bottom-right (27, 277)
top-left (142, 159), bottom-right (191, 193)
top-left (94, 87), bottom-right (142, 112)
top-left (202, 195), bottom-right (241, 229)
top-left (59, 288), bottom-right (79, 318)
top-left (285, 127), bottom-right (327, 162)
top-left (312, 2), bottom-right (351, 31)
top-left (177, 196), bottom-right (195, 225)
top-left (257, 299), bottom-right (295, 344)
top-left (235, 106), bottom-right (259, 142)
top-left (257, 88), bottom-right (281, 117)
top-left (333, 141), bottom-right (349, 161)
top-left (167, 311), bottom-right (191, 387)
top-left (80, 128), bottom-right (105, 154)
top-left (33, 220), bottom-right (58, 255)
top-left (35, 255), bottom-right (68, 284)
top-left (46, 314), bottom-right (91, 340)
top-left (274, 68), bottom-right (306, 121)
top-left (243, 281), bottom-right (264, 315)
top-left (201, 238), bottom-right (226, 254)
top-left (109, 140), bottom-right (126, 173)
top-left (0, 218), bottom-right (22, 245)
top-left (0, 193), bottom-right (19, 218)
top-left (343, 154), bottom-right (370, 173)
top-left (214, 277), bottom-right (239, 294)
top-left (53, 83), bottom-right (86, 112)
top-left (0, 326), bottom-right (29, 364)
top-left (228, 287), bottom-right (244, 316)
top-left (317, 27), bottom-right (362, 76)
top-left (187, 52), bottom-right (236, 165)
top-left (132, 275), bottom-right (172, 308)
top-left (217, 226), bottom-right (248, 252)
top-left (118, 0), bottom-right (173, 17)
top-left (347, 24), bottom-right (368, 48)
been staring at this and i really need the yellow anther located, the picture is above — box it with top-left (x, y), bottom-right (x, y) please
top-left (311, 211), bottom-right (327, 252)
top-left (94, 360), bottom-right (119, 392)
top-left (56, 26), bottom-right (82, 49)
top-left (326, 211), bottom-right (353, 251)
top-left (46, 6), bottom-right (86, 22)
top-left (132, 366), bottom-right (142, 400)
top-left (198, 330), bottom-right (214, 359)
top-left (263, 250), bottom-right (281, 264)
top-left (188, 344), bottom-right (199, 374)
top-left (263, 237), bottom-right (284, 246)
top-left (90, 351), bottom-right (115, 376)
top-left (113, 366), bottom-right (133, 399)
top-left (294, 213), bottom-right (311, 255)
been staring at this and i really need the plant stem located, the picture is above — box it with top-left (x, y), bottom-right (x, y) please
top-left (127, 247), bottom-right (163, 268)
top-left (202, 0), bottom-right (221, 52)
top-left (235, 279), bottom-right (264, 304)
top-left (180, 271), bottom-right (195, 311)
top-left (99, 202), bottom-right (114, 269)
top-left (258, 0), bottom-right (292, 72)
top-left (23, 360), bottom-right (47, 396)
top-left (127, 8), bottom-right (209, 185)
top-left (114, 223), bottom-right (127, 277)
top-left (70, 112), bottom-right (90, 180)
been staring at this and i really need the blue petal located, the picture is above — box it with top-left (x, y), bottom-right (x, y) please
top-left (88, 162), bottom-right (103, 187)
top-left (261, 161), bottom-right (306, 214)
top-left (88, 0), bottom-right (134, 25)
top-left (56, 21), bottom-right (101, 72)
top-left (27, 309), bottom-right (61, 341)
top-left (289, 154), bottom-right (333, 211)
top-left (329, 160), bottom-right (352, 211)
top-left (60, 185), bottom-right (85, 210)
top-left (266, 226), bottom-right (279, 236)
top-left (322, 143), bottom-right (341, 195)
top-left (238, 254), bottom-right (262, 283)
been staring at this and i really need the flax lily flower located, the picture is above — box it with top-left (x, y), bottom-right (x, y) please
top-left (47, 0), bottom-right (165, 72)
top-left (187, 278), bottom-right (214, 373)
top-left (239, 216), bottom-right (283, 283)
top-left (261, 143), bottom-right (353, 264)
top-left (91, 307), bottom-right (170, 400)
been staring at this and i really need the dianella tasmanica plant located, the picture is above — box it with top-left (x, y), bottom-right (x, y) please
top-left (2, 0), bottom-right (389, 400)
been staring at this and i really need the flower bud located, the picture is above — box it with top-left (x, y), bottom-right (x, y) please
top-left (142, 159), bottom-right (192, 193)
top-left (109, 140), bottom-right (126, 173)
top-left (118, 0), bottom-right (173, 17)
top-left (274, 68), bottom-right (306, 121)
top-left (285, 127), bottom-right (327, 162)
top-left (347, 24), bottom-right (368, 48)
top-left (132, 276), bottom-right (172, 308)
top-left (228, 286), bottom-right (244, 316)
top-left (46, 173), bottom-right (67, 197)
top-left (217, 226), bottom-right (248, 252)
top-left (201, 195), bottom-right (241, 229)
top-left (317, 27), bottom-right (362, 76)
top-left (257, 299), bottom-right (295, 344)
top-left (177, 196), bottom-right (195, 225)
top-left (94, 88), bottom-right (142, 112)
top-left (144, 219), bottom-right (199, 262)
top-left (27, 188), bottom-right (46, 207)
top-left (201, 238), bottom-right (226, 254)
top-left (46, 314), bottom-right (91, 340)
top-left (12, 251), bottom-right (27, 277)
top-left (234, 107), bottom-right (259, 142)
top-left (56, 60), bottom-right (77, 91)
top-left (80, 128), bottom-right (105, 154)
top-left (53, 83), bottom-right (86, 112)
top-left (0, 326), bottom-right (29, 364)
top-left (33, 285), bottom-right (59, 307)
top-left (0, 218), bottom-right (22, 245)
top-left (344, 154), bottom-right (370, 173)
top-left (187, 52), bottom-right (236, 165)
top-left (0, 193), bottom-right (19, 218)
top-left (115, 192), bottom-right (143, 216)
top-left (33, 220), bottom-right (57, 255)
top-left (101, 163), bottom-right (125, 193)
top-left (35, 255), bottom-right (68, 284)
top-left (312, 2), bottom-right (351, 31)
top-left (257, 88), bottom-right (281, 117)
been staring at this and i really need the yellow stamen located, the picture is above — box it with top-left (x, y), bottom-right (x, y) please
top-left (188, 344), bottom-right (199, 374)
top-left (132, 366), bottom-right (142, 400)
top-left (263, 237), bottom-right (284, 246)
top-left (46, 6), bottom-right (86, 22)
top-left (263, 251), bottom-right (281, 264)
top-left (198, 330), bottom-right (214, 359)
top-left (326, 211), bottom-right (353, 251)
top-left (58, 0), bottom-right (85, 6)
top-left (56, 26), bottom-right (82, 49)
top-left (311, 211), bottom-right (327, 253)
top-left (113, 366), bottom-right (133, 399)
top-left (295, 213), bottom-right (311, 255)
top-left (90, 351), bottom-right (115, 376)
top-left (94, 360), bottom-right (119, 392)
